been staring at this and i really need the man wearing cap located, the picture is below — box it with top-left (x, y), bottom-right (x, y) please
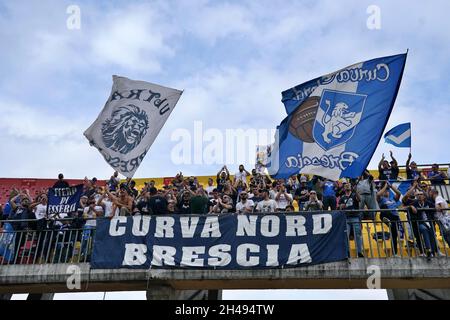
top-left (304, 190), bottom-right (323, 211)
top-left (294, 176), bottom-right (311, 210)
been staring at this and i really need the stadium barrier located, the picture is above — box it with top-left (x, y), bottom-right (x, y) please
top-left (1, 208), bottom-right (449, 266)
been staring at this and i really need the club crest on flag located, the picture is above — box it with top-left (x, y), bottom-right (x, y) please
top-left (312, 89), bottom-right (367, 151)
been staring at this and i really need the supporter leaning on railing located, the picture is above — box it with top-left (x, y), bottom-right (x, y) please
top-left (0, 160), bottom-right (449, 262)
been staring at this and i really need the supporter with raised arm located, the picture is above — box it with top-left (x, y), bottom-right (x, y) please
top-left (389, 151), bottom-right (399, 180)
top-left (234, 179), bottom-right (248, 198)
top-left (377, 181), bottom-right (402, 256)
top-left (304, 190), bottom-right (324, 211)
top-left (339, 182), bottom-right (363, 257)
top-left (406, 153), bottom-right (424, 180)
top-left (216, 165), bottom-right (230, 192)
top-left (378, 153), bottom-right (392, 180)
top-left (97, 190), bottom-right (117, 218)
top-left (106, 184), bottom-right (134, 216)
top-left (256, 189), bottom-right (277, 213)
top-left (9, 190), bottom-right (35, 230)
top-left (234, 164), bottom-right (251, 184)
top-left (30, 194), bottom-right (48, 231)
top-left (274, 184), bottom-right (293, 212)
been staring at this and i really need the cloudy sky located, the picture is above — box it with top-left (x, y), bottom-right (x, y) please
top-left (2, 0), bottom-right (450, 300)
top-left (1, 0), bottom-right (449, 180)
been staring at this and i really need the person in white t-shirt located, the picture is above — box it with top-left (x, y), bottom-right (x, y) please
top-left (234, 164), bottom-right (251, 184)
top-left (275, 185), bottom-right (293, 211)
top-left (235, 192), bottom-right (255, 214)
top-left (431, 189), bottom-right (450, 246)
top-left (97, 192), bottom-right (118, 218)
top-left (256, 190), bottom-right (278, 213)
top-left (83, 199), bottom-right (104, 227)
top-left (30, 194), bottom-right (48, 231)
top-left (32, 195), bottom-right (48, 221)
top-left (205, 178), bottom-right (215, 199)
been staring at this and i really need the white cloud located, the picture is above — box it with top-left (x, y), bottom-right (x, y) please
top-left (90, 8), bottom-right (175, 73)
top-left (183, 2), bottom-right (254, 44)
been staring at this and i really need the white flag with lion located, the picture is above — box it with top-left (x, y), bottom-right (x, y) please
top-left (84, 75), bottom-right (182, 178)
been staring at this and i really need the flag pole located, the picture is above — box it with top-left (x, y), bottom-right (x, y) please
top-left (409, 122), bottom-right (412, 155)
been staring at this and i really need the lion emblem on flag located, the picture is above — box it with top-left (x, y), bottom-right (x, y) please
top-left (313, 89), bottom-right (367, 151)
top-left (101, 104), bottom-right (149, 154)
top-left (321, 101), bottom-right (357, 143)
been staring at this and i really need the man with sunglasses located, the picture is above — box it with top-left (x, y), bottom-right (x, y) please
top-left (236, 191), bottom-right (255, 214)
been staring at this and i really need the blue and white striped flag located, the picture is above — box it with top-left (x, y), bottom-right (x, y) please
top-left (384, 123), bottom-right (411, 148)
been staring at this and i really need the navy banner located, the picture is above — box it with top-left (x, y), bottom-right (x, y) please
top-left (47, 184), bottom-right (84, 215)
top-left (91, 212), bottom-right (347, 269)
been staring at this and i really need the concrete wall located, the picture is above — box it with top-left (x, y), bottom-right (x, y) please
top-left (0, 258), bottom-right (450, 295)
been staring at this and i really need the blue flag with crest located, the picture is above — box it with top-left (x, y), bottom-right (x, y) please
top-left (268, 53), bottom-right (407, 181)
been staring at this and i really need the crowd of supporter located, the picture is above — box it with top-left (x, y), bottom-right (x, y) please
top-left (0, 152), bottom-right (449, 261)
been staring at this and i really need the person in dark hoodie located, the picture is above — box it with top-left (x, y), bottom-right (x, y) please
top-left (53, 173), bottom-right (70, 188)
